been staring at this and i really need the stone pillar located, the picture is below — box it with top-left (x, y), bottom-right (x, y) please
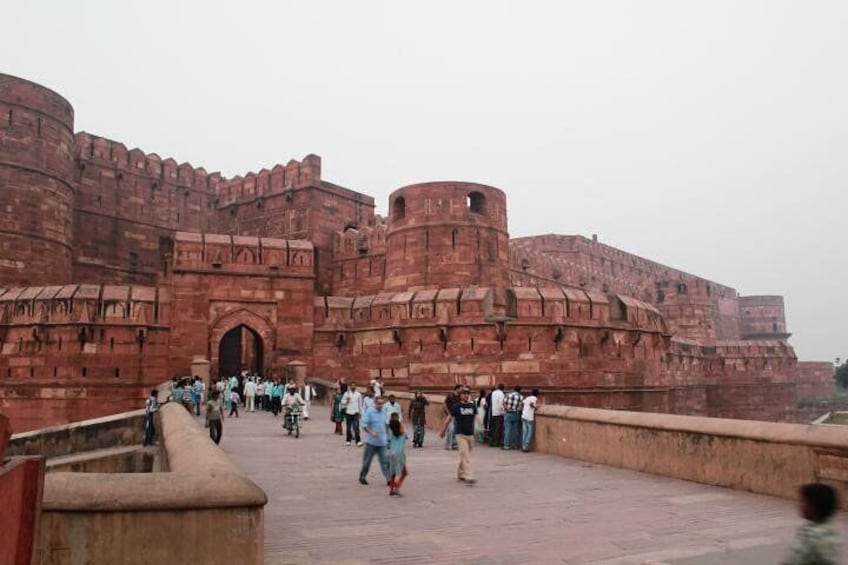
top-left (191, 356), bottom-right (211, 390)
top-left (286, 361), bottom-right (307, 387)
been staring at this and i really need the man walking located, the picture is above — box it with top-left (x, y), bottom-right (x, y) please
top-left (440, 386), bottom-right (477, 483)
top-left (244, 377), bottom-right (257, 412)
top-left (488, 384), bottom-right (505, 447)
top-left (408, 390), bottom-right (429, 447)
top-left (359, 396), bottom-right (389, 485)
top-left (342, 383), bottom-right (363, 446)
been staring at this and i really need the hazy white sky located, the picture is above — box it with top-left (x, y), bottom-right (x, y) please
top-left (3, 1), bottom-right (845, 362)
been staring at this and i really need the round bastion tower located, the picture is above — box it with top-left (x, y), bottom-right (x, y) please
top-left (384, 181), bottom-right (510, 293)
top-left (0, 74), bottom-right (75, 286)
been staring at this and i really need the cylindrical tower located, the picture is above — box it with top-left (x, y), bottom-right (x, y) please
top-left (384, 181), bottom-right (510, 292)
top-left (739, 295), bottom-right (790, 340)
top-left (0, 74), bottom-right (75, 286)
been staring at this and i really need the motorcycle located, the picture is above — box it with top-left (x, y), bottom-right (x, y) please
top-left (282, 404), bottom-right (302, 438)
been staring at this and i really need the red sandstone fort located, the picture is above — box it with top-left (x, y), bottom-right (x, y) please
top-left (0, 73), bottom-right (834, 432)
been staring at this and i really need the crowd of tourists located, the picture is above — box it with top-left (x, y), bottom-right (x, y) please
top-left (322, 376), bottom-right (539, 495)
top-left (143, 371), bottom-right (317, 445)
top-left (142, 373), bottom-right (842, 563)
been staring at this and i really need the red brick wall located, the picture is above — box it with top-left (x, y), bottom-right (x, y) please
top-left (71, 132), bottom-right (218, 286)
top-left (796, 361), bottom-right (836, 400)
top-left (0, 284), bottom-right (169, 433)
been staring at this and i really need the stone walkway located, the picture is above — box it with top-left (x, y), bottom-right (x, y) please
top-left (217, 406), bottom-right (847, 564)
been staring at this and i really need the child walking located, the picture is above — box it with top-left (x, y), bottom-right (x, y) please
top-left (781, 483), bottom-right (840, 565)
top-left (387, 413), bottom-right (408, 496)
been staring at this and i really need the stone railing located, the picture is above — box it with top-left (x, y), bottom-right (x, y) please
top-left (8, 409), bottom-right (146, 459)
top-left (385, 390), bottom-right (848, 503)
top-left (33, 400), bottom-right (266, 564)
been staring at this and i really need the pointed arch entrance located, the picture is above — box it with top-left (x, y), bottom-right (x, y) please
top-left (218, 325), bottom-right (264, 379)
top-left (209, 309), bottom-right (275, 379)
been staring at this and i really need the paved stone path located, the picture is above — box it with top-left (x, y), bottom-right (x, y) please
top-left (217, 406), bottom-right (847, 564)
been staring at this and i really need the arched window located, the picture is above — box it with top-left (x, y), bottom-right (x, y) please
top-left (393, 196), bottom-right (406, 220)
top-left (467, 191), bottom-right (485, 215)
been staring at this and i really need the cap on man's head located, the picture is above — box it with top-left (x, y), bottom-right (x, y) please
top-left (460, 386), bottom-right (471, 393)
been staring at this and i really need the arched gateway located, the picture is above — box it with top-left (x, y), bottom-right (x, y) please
top-left (209, 309), bottom-right (275, 379)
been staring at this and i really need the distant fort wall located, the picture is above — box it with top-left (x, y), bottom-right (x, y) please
top-left (510, 234), bottom-right (789, 345)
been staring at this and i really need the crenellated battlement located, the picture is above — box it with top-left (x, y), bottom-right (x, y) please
top-left (73, 133), bottom-right (322, 202)
top-left (314, 286), bottom-right (667, 334)
top-left (216, 155), bottom-right (321, 205)
top-left (74, 132), bottom-right (221, 194)
top-left (333, 220), bottom-right (388, 259)
top-left (0, 284), bottom-right (166, 327)
top-left (172, 232), bottom-right (314, 276)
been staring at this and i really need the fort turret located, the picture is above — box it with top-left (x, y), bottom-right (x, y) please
top-left (384, 181), bottom-right (510, 295)
top-left (0, 74), bottom-right (75, 285)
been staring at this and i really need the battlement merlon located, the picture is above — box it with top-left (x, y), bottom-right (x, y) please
top-left (172, 232), bottom-right (315, 276)
top-left (511, 234), bottom-right (739, 298)
top-left (0, 284), bottom-right (166, 326)
top-left (73, 134), bottom-right (356, 205)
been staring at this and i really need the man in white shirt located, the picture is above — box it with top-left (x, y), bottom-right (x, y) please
top-left (370, 376), bottom-right (384, 398)
top-left (302, 378), bottom-right (316, 420)
top-left (488, 384), bottom-right (505, 447)
top-left (244, 378), bottom-right (257, 412)
top-left (341, 383), bottom-right (364, 446)
top-left (521, 388), bottom-right (539, 452)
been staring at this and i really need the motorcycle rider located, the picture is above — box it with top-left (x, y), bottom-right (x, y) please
top-left (282, 385), bottom-right (306, 432)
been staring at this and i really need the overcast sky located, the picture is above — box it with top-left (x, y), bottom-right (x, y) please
top-left (3, 1), bottom-right (845, 362)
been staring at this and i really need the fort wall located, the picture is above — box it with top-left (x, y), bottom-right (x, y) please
top-left (71, 132), bottom-right (218, 285)
top-left (0, 72), bottom-right (835, 433)
top-left (510, 234), bottom-right (788, 344)
top-left (0, 284), bottom-right (169, 433)
top-left (214, 158), bottom-right (377, 293)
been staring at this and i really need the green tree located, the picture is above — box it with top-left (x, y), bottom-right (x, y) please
top-left (835, 359), bottom-right (848, 389)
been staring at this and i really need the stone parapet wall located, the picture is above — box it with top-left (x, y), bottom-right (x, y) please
top-left (388, 390), bottom-right (848, 505)
top-left (36, 402), bottom-right (266, 565)
top-left (534, 404), bottom-right (848, 503)
top-left (7, 408), bottom-right (145, 458)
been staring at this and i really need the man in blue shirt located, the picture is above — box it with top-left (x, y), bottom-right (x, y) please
top-left (359, 396), bottom-right (390, 485)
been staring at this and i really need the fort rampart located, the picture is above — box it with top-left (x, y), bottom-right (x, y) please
top-left (0, 72), bottom-right (836, 433)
